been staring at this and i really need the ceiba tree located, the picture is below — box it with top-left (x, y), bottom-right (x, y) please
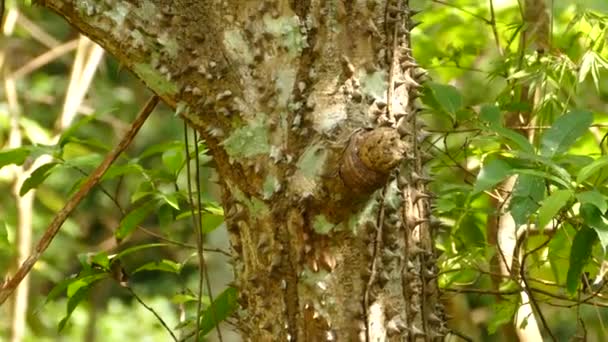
top-left (22, 0), bottom-right (446, 340)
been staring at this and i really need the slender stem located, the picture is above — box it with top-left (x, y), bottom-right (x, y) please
top-left (126, 285), bottom-right (178, 342)
top-left (0, 96), bottom-right (159, 305)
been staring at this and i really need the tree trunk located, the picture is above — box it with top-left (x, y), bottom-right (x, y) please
top-left (42, 0), bottom-right (446, 340)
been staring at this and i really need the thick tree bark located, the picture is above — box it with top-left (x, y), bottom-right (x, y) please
top-left (41, 0), bottom-right (445, 340)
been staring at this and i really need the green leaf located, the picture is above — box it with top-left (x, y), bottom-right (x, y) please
top-left (473, 159), bottom-right (512, 194)
top-left (580, 203), bottom-right (608, 252)
top-left (101, 163), bottom-right (144, 181)
top-left (509, 175), bottom-right (545, 226)
top-left (172, 293), bottom-right (205, 305)
top-left (158, 191), bottom-right (180, 210)
top-left (566, 226), bottom-right (597, 295)
top-left (480, 104), bottom-right (501, 125)
top-left (511, 168), bottom-right (571, 189)
top-left (58, 286), bottom-right (90, 331)
top-left (90, 252), bottom-right (110, 271)
top-left (577, 155), bottom-right (608, 184)
top-left (199, 287), bottom-right (238, 336)
top-left (488, 298), bottom-right (518, 334)
top-left (19, 162), bottom-right (59, 196)
top-left (424, 82), bottom-right (463, 118)
top-left (162, 148), bottom-right (185, 174)
top-left (202, 212), bottom-right (225, 233)
top-left (63, 154), bottom-right (104, 170)
top-left (537, 190), bottom-right (572, 231)
top-left (132, 259), bottom-right (182, 275)
top-left (114, 243), bottom-right (170, 260)
top-left (491, 126), bottom-right (535, 153)
top-left (138, 141), bottom-right (183, 160)
top-left (576, 191), bottom-right (607, 213)
top-left (540, 110), bottom-right (593, 158)
top-left (0, 147), bottom-right (30, 169)
top-left (59, 115), bottom-right (96, 147)
top-left (115, 201), bottom-right (158, 239)
top-left (158, 204), bottom-right (174, 228)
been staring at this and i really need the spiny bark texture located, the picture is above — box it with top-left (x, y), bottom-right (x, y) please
top-left (42, 0), bottom-right (445, 340)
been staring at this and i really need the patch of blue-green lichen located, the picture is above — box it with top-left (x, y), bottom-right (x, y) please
top-left (262, 174), bottom-right (279, 199)
top-left (313, 215), bottom-right (334, 234)
top-left (133, 63), bottom-right (177, 96)
top-left (221, 117), bottom-right (270, 159)
top-left (263, 15), bottom-right (306, 57)
top-left (296, 144), bottom-right (327, 179)
top-left (360, 70), bottom-right (387, 99)
top-left (224, 30), bottom-right (253, 65)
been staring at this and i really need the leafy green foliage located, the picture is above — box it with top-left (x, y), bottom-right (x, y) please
top-left (566, 226), bottom-right (597, 294)
top-left (198, 287), bottom-right (237, 336)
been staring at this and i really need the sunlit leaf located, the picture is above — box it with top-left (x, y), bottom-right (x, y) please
top-left (473, 159), bottom-right (512, 194)
top-left (423, 82), bottom-right (463, 119)
top-left (115, 201), bottom-right (158, 239)
top-left (198, 287), bottom-right (238, 336)
top-left (576, 191), bottom-right (607, 213)
top-left (158, 191), bottom-right (180, 210)
top-left (59, 115), bottom-right (96, 147)
top-left (488, 298), bottom-right (518, 334)
top-left (162, 148), bottom-right (185, 175)
top-left (480, 104), bottom-right (501, 125)
top-left (566, 226), bottom-right (596, 295)
top-left (577, 155), bottom-right (608, 184)
top-left (114, 243), bottom-right (170, 260)
top-left (509, 175), bottom-right (545, 226)
top-left (20, 162), bottom-right (60, 196)
top-left (537, 190), bottom-right (572, 232)
top-left (0, 147), bottom-right (30, 169)
top-left (580, 204), bottom-right (608, 252)
top-left (90, 252), bottom-right (110, 271)
top-left (132, 259), bottom-right (182, 275)
top-left (101, 163), bottom-right (145, 181)
top-left (540, 110), bottom-right (593, 158)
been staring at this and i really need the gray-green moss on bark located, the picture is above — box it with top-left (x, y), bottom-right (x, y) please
top-left (43, 0), bottom-right (446, 340)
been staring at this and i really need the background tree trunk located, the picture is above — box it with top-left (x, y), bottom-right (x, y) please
top-left (42, 0), bottom-right (445, 339)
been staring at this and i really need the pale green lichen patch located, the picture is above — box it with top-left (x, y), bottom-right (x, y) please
top-left (263, 15), bottom-right (306, 57)
top-left (262, 174), bottom-right (280, 199)
top-left (221, 117), bottom-right (270, 159)
top-left (248, 197), bottom-right (270, 216)
top-left (136, 2), bottom-right (157, 19)
top-left (225, 180), bottom-right (270, 217)
top-left (130, 29), bottom-right (145, 48)
top-left (104, 2), bottom-right (130, 27)
top-left (313, 103), bottom-right (347, 134)
top-left (133, 63), bottom-right (177, 96)
top-left (224, 30), bottom-right (253, 65)
top-left (156, 32), bottom-right (179, 58)
top-left (276, 69), bottom-right (297, 107)
top-left (360, 70), bottom-right (387, 100)
top-left (289, 143), bottom-right (327, 197)
top-left (313, 215), bottom-right (334, 234)
top-left (297, 143), bottom-right (327, 179)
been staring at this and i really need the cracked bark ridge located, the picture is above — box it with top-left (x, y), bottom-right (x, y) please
top-left (340, 127), bottom-right (407, 194)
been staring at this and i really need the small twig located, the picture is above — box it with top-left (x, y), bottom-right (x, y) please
top-left (11, 39), bottom-right (79, 79)
top-left (432, 0), bottom-right (492, 24)
top-left (126, 285), bottom-right (178, 342)
top-left (0, 96), bottom-right (159, 305)
top-left (489, 0), bottom-right (503, 55)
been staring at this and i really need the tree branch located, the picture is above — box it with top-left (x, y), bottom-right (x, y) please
top-left (0, 96), bottom-right (159, 305)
